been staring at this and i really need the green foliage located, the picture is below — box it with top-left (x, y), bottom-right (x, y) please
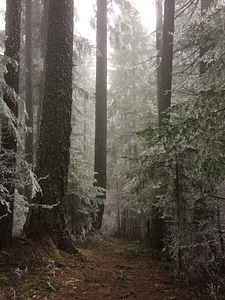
top-left (123, 241), bottom-right (146, 259)
top-left (0, 54), bottom-right (41, 233)
top-left (121, 1), bottom-right (225, 290)
top-left (106, 2), bottom-right (158, 237)
top-left (107, 1), bottom-right (157, 183)
top-left (66, 35), bottom-right (101, 236)
top-left (66, 152), bottom-right (105, 236)
top-left (123, 1), bottom-right (225, 219)
top-left (68, 46), bottom-right (104, 236)
top-left (0, 55), bottom-right (28, 145)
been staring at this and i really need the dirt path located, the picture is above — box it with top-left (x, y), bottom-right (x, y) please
top-left (0, 236), bottom-right (209, 299)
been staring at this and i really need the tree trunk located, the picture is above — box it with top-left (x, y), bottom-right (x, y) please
top-left (94, 0), bottom-right (107, 230)
top-left (0, 0), bottom-right (21, 249)
top-left (24, 0), bottom-right (33, 200)
top-left (156, 0), bottom-right (162, 102)
top-left (36, 0), bottom-right (48, 145)
top-left (150, 0), bottom-right (175, 251)
top-left (24, 0), bottom-right (33, 165)
top-left (158, 0), bottom-right (175, 126)
top-left (24, 0), bottom-right (77, 253)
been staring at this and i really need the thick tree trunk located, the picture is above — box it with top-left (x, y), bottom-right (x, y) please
top-left (24, 0), bottom-right (77, 253)
top-left (0, 0), bottom-right (21, 249)
top-left (94, 0), bottom-right (107, 230)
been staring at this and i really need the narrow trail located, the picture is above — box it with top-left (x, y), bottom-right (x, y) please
top-left (0, 236), bottom-right (209, 299)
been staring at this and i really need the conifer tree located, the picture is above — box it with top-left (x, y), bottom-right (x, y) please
top-left (94, 0), bottom-right (107, 230)
top-left (150, 0), bottom-right (175, 251)
top-left (0, 0), bottom-right (21, 249)
top-left (24, 0), bottom-right (76, 253)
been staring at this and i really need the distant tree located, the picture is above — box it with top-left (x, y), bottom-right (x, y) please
top-left (155, 0), bottom-right (162, 104)
top-left (94, 0), bottom-right (107, 230)
top-left (0, 0), bottom-right (21, 249)
top-left (158, 0), bottom-right (175, 126)
top-left (67, 41), bottom-right (104, 236)
top-left (36, 0), bottom-right (48, 140)
top-left (23, 0), bottom-right (33, 201)
top-left (107, 3), bottom-right (157, 237)
top-left (200, 0), bottom-right (214, 74)
top-left (24, 0), bottom-right (33, 164)
top-left (24, 0), bottom-right (76, 253)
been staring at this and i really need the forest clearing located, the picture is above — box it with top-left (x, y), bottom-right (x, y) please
top-left (0, 235), bottom-right (209, 300)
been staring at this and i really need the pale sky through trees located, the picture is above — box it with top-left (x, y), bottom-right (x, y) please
top-left (76, 0), bottom-right (156, 38)
top-left (0, 1), bottom-right (156, 36)
top-left (131, 0), bottom-right (156, 31)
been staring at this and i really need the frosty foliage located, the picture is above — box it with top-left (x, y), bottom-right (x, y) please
top-left (121, 1), bottom-right (225, 293)
top-left (0, 54), bottom-right (41, 232)
top-left (66, 152), bottom-right (105, 237)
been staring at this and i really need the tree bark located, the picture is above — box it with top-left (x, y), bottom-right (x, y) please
top-left (94, 0), bottom-right (107, 230)
top-left (156, 0), bottom-right (162, 103)
top-left (37, 0), bottom-right (48, 142)
top-left (150, 0), bottom-right (175, 252)
top-left (24, 0), bottom-right (33, 165)
top-left (158, 0), bottom-right (175, 126)
top-left (0, 0), bottom-right (21, 249)
top-left (24, 0), bottom-right (33, 201)
top-left (24, 0), bottom-right (77, 253)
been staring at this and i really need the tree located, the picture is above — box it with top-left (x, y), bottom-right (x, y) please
top-left (67, 42), bottom-right (104, 236)
top-left (158, 0), bottom-right (175, 126)
top-left (116, 0), bottom-right (225, 291)
top-left (150, 0), bottom-right (175, 251)
top-left (0, 0), bottom-right (21, 248)
top-left (200, 0), bottom-right (214, 74)
top-left (23, 0), bottom-right (33, 201)
top-left (94, 0), bottom-right (107, 230)
top-left (24, 0), bottom-right (76, 253)
top-left (155, 0), bottom-right (162, 104)
top-left (37, 0), bottom-right (48, 139)
top-left (192, 0), bottom-right (215, 232)
top-left (24, 0), bottom-right (33, 165)
top-left (107, 3), bottom-right (157, 237)
top-left (143, 0), bottom-right (224, 282)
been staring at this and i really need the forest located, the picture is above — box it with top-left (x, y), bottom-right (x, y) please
top-left (0, 0), bottom-right (225, 299)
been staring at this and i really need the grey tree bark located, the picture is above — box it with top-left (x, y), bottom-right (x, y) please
top-left (158, 0), bottom-right (175, 126)
top-left (94, 0), bottom-right (107, 230)
top-left (24, 0), bottom-right (33, 166)
top-left (24, 0), bottom-right (77, 253)
top-left (150, 0), bottom-right (175, 251)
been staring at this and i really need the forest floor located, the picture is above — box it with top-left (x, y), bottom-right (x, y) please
top-left (0, 234), bottom-right (211, 300)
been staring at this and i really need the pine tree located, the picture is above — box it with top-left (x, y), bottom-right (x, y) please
top-left (24, 0), bottom-right (77, 253)
top-left (0, 0), bottom-right (21, 249)
top-left (94, 0), bottom-right (107, 230)
top-left (150, 0), bottom-right (175, 251)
